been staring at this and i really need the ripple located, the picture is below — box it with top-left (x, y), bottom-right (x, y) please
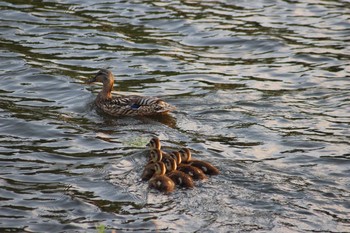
top-left (1, 0), bottom-right (350, 232)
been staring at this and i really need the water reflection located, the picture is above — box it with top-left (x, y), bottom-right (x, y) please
top-left (0, 0), bottom-right (349, 232)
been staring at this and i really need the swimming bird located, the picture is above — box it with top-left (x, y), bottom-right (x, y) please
top-left (177, 162), bottom-right (207, 180)
top-left (147, 137), bottom-right (161, 150)
top-left (147, 148), bottom-right (163, 164)
top-left (86, 69), bottom-right (176, 116)
top-left (148, 161), bottom-right (175, 193)
top-left (147, 138), bottom-right (182, 163)
top-left (141, 162), bottom-right (158, 181)
top-left (179, 148), bottom-right (220, 175)
top-left (141, 149), bottom-right (163, 180)
top-left (167, 151), bottom-right (182, 165)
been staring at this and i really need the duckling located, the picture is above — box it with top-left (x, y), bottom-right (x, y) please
top-left (177, 163), bottom-right (207, 180)
top-left (179, 148), bottom-right (220, 175)
top-left (142, 149), bottom-right (163, 180)
top-left (148, 162), bottom-right (175, 193)
top-left (141, 162), bottom-right (157, 181)
top-left (147, 138), bottom-right (180, 159)
top-left (147, 137), bottom-right (161, 150)
top-left (147, 138), bottom-right (182, 163)
top-left (167, 151), bottom-right (182, 165)
top-left (148, 148), bottom-right (163, 163)
top-left (163, 156), bottom-right (194, 188)
top-left (86, 69), bottom-right (176, 116)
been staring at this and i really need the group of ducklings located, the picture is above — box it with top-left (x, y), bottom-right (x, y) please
top-left (141, 138), bottom-right (220, 193)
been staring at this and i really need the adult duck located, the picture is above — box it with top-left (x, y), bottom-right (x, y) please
top-left (86, 69), bottom-right (176, 116)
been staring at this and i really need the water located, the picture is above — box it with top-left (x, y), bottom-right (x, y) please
top-left (1, 0), bottom-right (349, 232)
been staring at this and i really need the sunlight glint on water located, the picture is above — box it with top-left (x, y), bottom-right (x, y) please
top-left (0, 0), bottom-right (349, 232)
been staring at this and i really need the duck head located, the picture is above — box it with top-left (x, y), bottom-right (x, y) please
top-left (149, 148), bottom-right (163, 163)
top-left (86, 69), bottom-right (114, 99)
top-left (163, 156), bottom-right (177, 172)
top-left (147, 137), bottom-right (161, 150)
top-left (168, 151), bottom-right (182, 165)
top-left (179, 148), bottom-right (192, 162)
top-left (86, 69), bottom-right (114, 84)
top-left (154, 161), bottom-right (167, 175)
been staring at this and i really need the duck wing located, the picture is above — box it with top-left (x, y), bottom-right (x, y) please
top-left (97, 95), bottom-right (176, 116)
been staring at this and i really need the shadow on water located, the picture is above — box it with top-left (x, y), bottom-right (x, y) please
top-left (0, 0), bottom-right (350, 232)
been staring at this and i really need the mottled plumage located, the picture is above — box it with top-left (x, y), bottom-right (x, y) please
top-left (87, 69), bottom-right (176, 116)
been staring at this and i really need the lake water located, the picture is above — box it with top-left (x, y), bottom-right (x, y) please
top-left (0, 0), bottom-right (349, 232)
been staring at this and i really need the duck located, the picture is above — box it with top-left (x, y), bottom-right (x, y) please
top-left (141, 162), bottom-right (157, 181)
top-left (176, 162), bottom-right (207, 180)
top-left (162, 156), bottom-right (194, 188)
top-left (141, 149), bottom-right (163, 180)
top-left (147, 137), bottom-right (161, 150)
top-left (167, 151), bottom-right (182, 165)
top-left (147, 148), bottom-right (163, 163)
top-left (147, 138), bottom-right (182, 162)
top-left (178, 148), bottom-right (220, 175)
top-left (86, 69), bottom-right (176, 116)
top-left (148, 162), bottom-right (175, 193)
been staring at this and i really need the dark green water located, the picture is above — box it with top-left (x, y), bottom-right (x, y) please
top-left (0, 0), bottom-right (349, 232)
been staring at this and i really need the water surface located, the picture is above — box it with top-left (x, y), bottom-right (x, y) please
top-left (0, 0), bottom-right (349, 232)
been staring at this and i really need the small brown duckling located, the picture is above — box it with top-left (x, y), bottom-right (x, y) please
top-left (147, 138), bottom-right (181, 161)
top-left (163, 156), bottom-right (194, 189)
top-left (147, 148), bottom-right (163, 163)
top-left (142, 149), bottom-right (163, 180)
top-left (147, 137), bottom-right (161, 150)
top-left (179, 148), bottom-right (220, 175)
top-left (147, 138), bottom-right (182, 163)
top-left (177, 163), bottom-right (207, 180)
top-left (141, 162), bottom-right (157, 181)
top-left (148, 161), bottom-right (175, 193)
top-left (167, 151), bottom-right (182, 165)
